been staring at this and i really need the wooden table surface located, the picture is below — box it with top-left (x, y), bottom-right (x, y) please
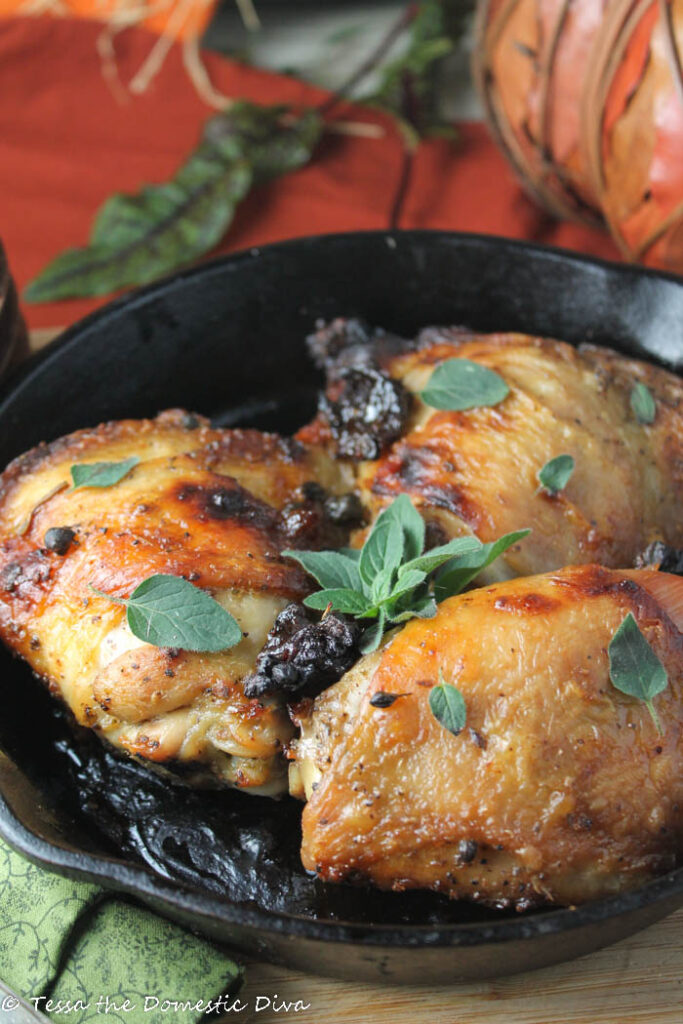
top-left (22, 328), bottom-right (683, 1024)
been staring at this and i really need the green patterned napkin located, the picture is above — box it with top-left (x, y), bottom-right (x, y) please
top-left (0, 837), bottom-right (242, 1023)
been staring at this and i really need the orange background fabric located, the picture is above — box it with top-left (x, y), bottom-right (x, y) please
top-left (0, 16), bottom-right (620, 331)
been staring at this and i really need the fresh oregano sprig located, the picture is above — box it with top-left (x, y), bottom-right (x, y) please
top-left (608, 612), bottom-right (668, 733)
top-left (284, 494), bottom-right (529, 653)
top-left (91, 573), bottom-right (242, 653)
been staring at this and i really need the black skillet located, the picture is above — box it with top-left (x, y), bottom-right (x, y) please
top-left (0, 231), bottom-right (682, 986)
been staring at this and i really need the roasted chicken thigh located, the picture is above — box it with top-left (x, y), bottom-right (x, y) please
top-left (0, 410), bottom-right (352, 793)
top-left (299, 321), bottom-right (683, 578)
top-left (291, 566), bottom-right (683, 907)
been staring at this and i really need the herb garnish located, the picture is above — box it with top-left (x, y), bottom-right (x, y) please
top-left (284, 494), bottom-right (529, 653)
top-left (70, 457), bottom-right (139, 491)
top-left (537, 454), bottom-right (575, 496)
top-left (630, 382), bottom-right (657, 425)
top-left (91, 574), bottom-right (242, 653)
top-left (420, 358), bottom-right (509, 411)
top-left (429, 671), bottom-right (467, 735)
top-left (608, 612), bottom-right (668, 733)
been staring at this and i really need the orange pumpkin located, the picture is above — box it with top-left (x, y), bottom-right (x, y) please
top-left (474, 0), bottom-right (683, 274)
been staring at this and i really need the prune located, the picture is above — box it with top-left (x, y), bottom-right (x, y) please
top-left (280, 487), bottom-right (363, 549)
top-left (319, 367), bottom-right (411, 461)
top-left (635, 541), bottom-right (683, 575)
top-left (243, 603), bottom-right (362, 700)
top-left (306, 317), bottom-right (373, 371)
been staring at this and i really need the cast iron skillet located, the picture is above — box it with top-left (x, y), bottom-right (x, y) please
top-left (0, 231), bottom-right (682, 986)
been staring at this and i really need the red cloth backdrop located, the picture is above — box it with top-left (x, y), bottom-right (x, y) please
top-left (0, 17), bottom-right (620, 330)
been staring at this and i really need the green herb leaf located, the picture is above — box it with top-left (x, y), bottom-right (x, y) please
top-left (434, 529), bottom-right (531, 601)
top-left (399, 536), bottom-right (482, 576)
top-left (608, 612), bottom-right (668, 732)
top-left (390, 593), bottom-right (437, 622)
top-left (420, 358), bottom-right (509, 411)
top-left (359, 505), bottom-right (405, 591)
top-left (537, 454), bottom-right (575, 496)
top-left (429, 671), bottom-right (467, 736)
top-left (292, 497), bottom-right (530, 638)
top-left (92, 574), bottom-right (242, 653)
top-left (25, 103), bottom-right (322, 303)
top-left (359, 610), bottom-right (387, 654)
top-left (360, 0), bottom-right (472, 140)
top-left (282, 549), bottom-right (362, 592)
top-left (303, 588), bottom-right (372, 616)
top-left (630, 382), bottom-right (657, 425)
top-left (394, 493), bottom-right (426, 562)
top-left (70, 457), bottom-right (139, 490)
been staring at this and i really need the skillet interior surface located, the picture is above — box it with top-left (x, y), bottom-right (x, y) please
top-left (0, 231), bottom-right (682, 985)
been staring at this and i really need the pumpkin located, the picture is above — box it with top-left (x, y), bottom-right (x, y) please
top-left (474, 0), bottom-right (683, 273)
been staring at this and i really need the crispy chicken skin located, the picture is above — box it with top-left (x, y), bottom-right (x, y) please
top-left (291, 566), bottom-right (683, 908)
top-left (299, 325), bottom-right (683, 577)
top-left (0, 409), bottom-right (351, 793)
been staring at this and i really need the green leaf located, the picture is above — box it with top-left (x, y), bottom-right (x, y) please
top-left (371, 563), bottom-right (398, 604)
top-left (420, 358), bottom-right (509, 411)
top-left (537, 454), bottom-right (575, 496)
top-left (360, 0), bottom-right (470, 140)
top-left (359, 609), bottom-right (387, 654)
top-left (303, 588), bottom-right (372, 616)
top-left (429, 672), bottom-right (467, 736)
top-left (70, 457), bottom-right (139, 490)
top-left (400, 536), bottom-right (482, 575)
top-left (382, 568), bottom-right (427, 609)
top-left (25, 159), bottom-right (253, 302)
top-left (630, 382), bottom-right (656, 425)
top-left (393, 493), bottom-right (426, 562)
top-left (25, 102), bottom-right (323, 303)
top-left (390, 592), bottom-right (437, 622)
top-left (359, 507), bottom-right (405, 591)
top-left (282, 549), bottom-right (362, 592)
top-left (93, 574), bottom-right (242, 653)
top-left (434, 529), bottom-right (531, 601)
top-left (608, 612), bottom-right (668, 732)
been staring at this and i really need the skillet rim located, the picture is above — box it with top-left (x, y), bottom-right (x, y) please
top-left (1, 228), bottom-right (682, 952)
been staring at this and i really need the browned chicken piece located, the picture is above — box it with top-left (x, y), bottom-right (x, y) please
top-left (298, 322), bottom-right (683, 578)
top-left (291, 566), bottom-right (683, 908)
top-left (0, 409), bottom-right (354, 793)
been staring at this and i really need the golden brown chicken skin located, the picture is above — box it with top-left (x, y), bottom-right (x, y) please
top-left (291, 566), bottom-right (683, 908)
top-left (0, 409), bottom-right (352, 793)
top-left (300, 324), bottom-right (683, 578)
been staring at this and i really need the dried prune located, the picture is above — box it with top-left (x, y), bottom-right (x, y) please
top-left (635, 541), bottom-right (683, 575)
top-left (243, 603), bottom-right (361, 700)
top-left (319, 367), bottom-right (411, 461)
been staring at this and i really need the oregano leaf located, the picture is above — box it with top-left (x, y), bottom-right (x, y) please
top-left (429, 672), bottom-right (467, 736)
top-left (630, 382), bottom-right (656, 425)
top-left (92, 574), bottom-right (242, 652)
top-left (70, 457), bottom-right (139, 490)
top-left (421, 358), bottom-right (509, 411)
top-left (434, 529), bottom-right (530, 601)
top-left (608, 612), bottom-right (668, 733)
top-left (537, 454), bottom-right (575, 496)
